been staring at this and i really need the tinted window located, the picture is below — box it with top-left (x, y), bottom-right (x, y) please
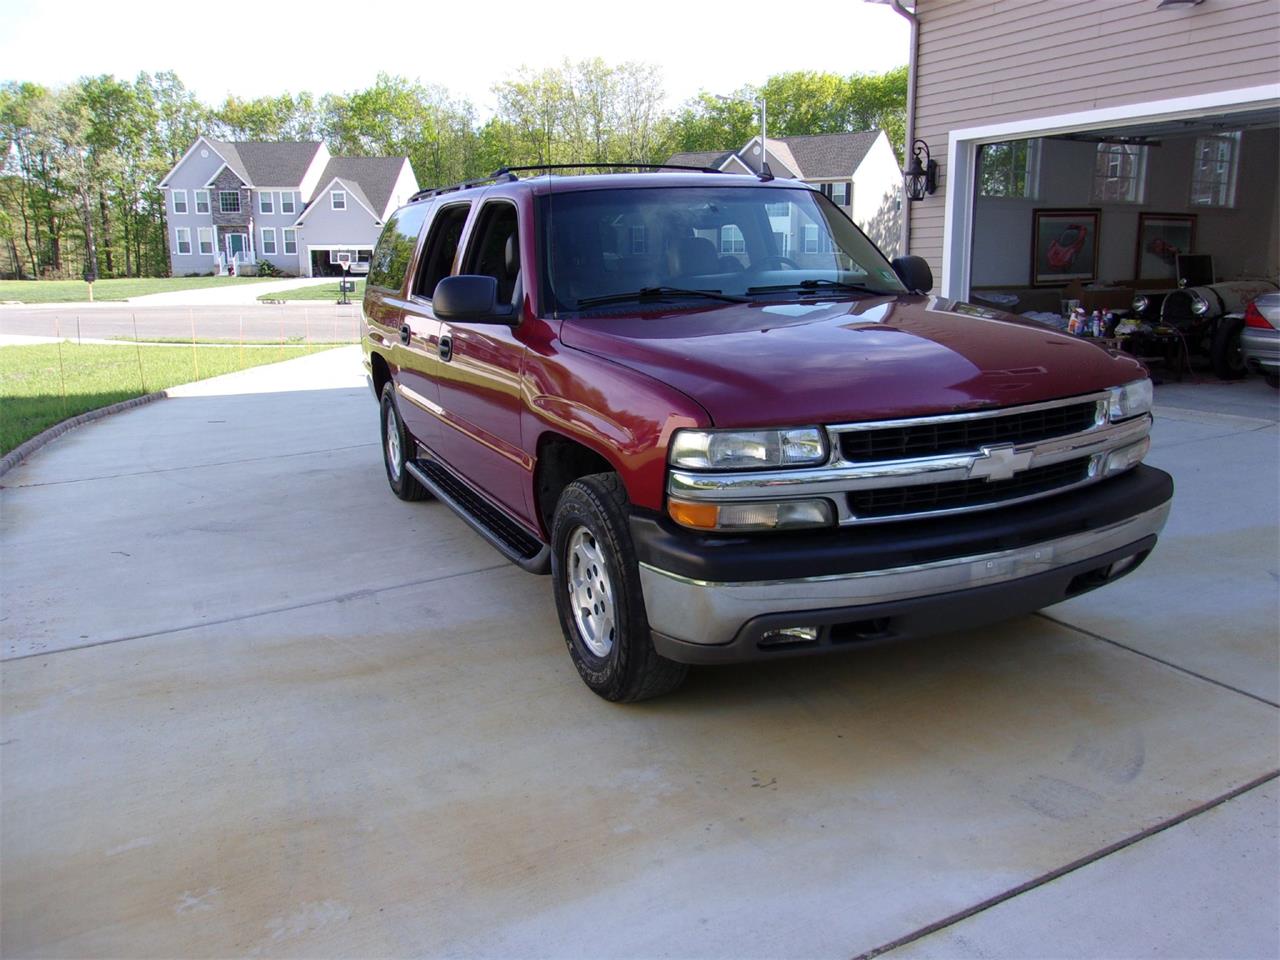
top-left (413, 204), bottom-right (471, 299)
top-left (368, 203), bottom-right (431, 291)
top-left (463, 202), bottom-right (520, 305)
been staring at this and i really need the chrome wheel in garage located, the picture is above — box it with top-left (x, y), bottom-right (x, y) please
top-left (566, 526), bottom-right (616, 657)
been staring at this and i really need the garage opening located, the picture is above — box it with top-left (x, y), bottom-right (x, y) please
top-left (309, 247), bottom-right (372, 277)
top-left (946, 92), bottom-right (1279, 382)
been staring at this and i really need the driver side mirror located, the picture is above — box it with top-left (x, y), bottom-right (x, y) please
top-left (891, 255), bottom-right (933, 294)
top-left (433, 275), bottom-right (516, 324)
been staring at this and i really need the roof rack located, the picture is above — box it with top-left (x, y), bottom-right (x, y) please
top-left (407, 162), bottom-right (723, 204)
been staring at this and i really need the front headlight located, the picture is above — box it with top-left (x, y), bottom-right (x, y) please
top-left (669, 427), bottom-right (828, 470)
top-left (1108, 379), bottom-right (1153, 421)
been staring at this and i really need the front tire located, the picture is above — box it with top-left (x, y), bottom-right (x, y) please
top-left (380, 382), bottom-right (431, 501)
top-left (551, 473), bottom-right (688, 702)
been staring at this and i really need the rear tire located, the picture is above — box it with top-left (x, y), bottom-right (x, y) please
top-left (551, 473), bottom-right (688, 702)
top-left (1210, 317), bottom-right (1247, 380)
top-left (380, 382), bottom-right (431, 501)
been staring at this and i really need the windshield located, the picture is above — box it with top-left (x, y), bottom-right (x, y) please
top-left (537, 185), bottom-right (905, 314)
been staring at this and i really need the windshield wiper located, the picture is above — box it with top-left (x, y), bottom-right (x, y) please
top-left (747, 279), bottom-right (885, 295)
top-left (574, 286), bottom-right (748, 308)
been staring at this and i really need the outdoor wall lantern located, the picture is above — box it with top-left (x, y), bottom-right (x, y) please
top-left (904, 139), bottom-right (937, 201)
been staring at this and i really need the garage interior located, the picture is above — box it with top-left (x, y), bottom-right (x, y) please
top-left (965, 105), bottom-right (1279, 381)
top-left (309, 247), bottom-right (372, 277)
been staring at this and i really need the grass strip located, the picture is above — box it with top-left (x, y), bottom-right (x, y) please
top-left (258, 279), bottom-right (366, 302)
top-left (0, 276), bottom-right (277, 304)
top-left (0, 341), bottom-right (336, 454)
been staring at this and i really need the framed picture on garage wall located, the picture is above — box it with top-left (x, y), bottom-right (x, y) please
top-left (1031, 209), bottom-right (1100, 286)
top-left (1134, 213), bottom-right (1197, 283)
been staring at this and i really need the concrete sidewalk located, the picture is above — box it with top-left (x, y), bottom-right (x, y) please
top-left (1, 350), bottom-right (1276, 958)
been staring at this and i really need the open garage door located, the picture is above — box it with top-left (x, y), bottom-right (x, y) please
top-left (308, 246), bottom-right (372, 278)
top-left (945, 90), bottom-right (1279, 380)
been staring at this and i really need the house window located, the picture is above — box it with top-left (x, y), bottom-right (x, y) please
top-left (331, 190), bottom-right (346, 211)
top-left (630, 224), bottom-right (647, 254)
top-left (978, 140), bottom-right (1040, 198)
top-left (1092, 143), bottom-right (1148, 203)
top-left (821, 183), bottom-right (850, 205)
top-left (766, 202), bottom-right (789, 218)
top-left (259, 191), bottom-right (274, 214)
top-left (802, 224), bottom-right (818, 254)
top-left (280, 191), bottom-right (296, 215)
top-left (282, 228), bottom-right (297, 255)
top-left (1190, 131), bottom-right (1241, 207)
top-left (175, 227), bottom-right (191, 254)
top-left (197, 227), bottom-right (214, 255)
top-left (194, 190), bottom-right (210, 214)
top-left (172, 190), bottom-right (188, 214)
top-left (773, 231), bottom-right (790, 256)
top-left (219, 191), bottom-right (241, 213)
top-left (261, 227), bottom-right (277, 255)
top-left (719, 224), bottom-right (745, 255)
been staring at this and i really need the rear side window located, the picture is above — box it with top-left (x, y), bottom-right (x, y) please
top-left (368, 203), bottom-right (431, 291)
top-left (413, 203), bottom-right (471, 299)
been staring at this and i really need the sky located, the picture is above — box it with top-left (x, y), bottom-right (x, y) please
top-left (0, 0), bottom-right (909, 115)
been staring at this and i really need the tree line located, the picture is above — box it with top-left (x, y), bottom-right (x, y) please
top-left (0, 63), bottom-right (905, 280)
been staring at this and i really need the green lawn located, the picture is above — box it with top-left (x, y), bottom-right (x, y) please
top-left (258, 278), bottom-right (366, 302)
top-left (0, 276), bottom-right (277, 304)
top-left (0, 341), bottom-right (337, 454)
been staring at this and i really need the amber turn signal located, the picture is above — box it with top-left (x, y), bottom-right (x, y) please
top-left (667, 499), bottom-right (720, 530)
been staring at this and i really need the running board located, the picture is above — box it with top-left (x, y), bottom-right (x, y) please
top-left (405, 458), bottom-right (551, 574)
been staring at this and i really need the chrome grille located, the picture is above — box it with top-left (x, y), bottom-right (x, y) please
top-left (840, 401), bottom-right (1099, 462)
top-left (848, 457), bottom-right (1093, 519)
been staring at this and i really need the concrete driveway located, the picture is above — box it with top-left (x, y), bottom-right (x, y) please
top-left (124, 277), bottom-right (332, 306)
top-left (2, 348), bottom-right (1276, 958)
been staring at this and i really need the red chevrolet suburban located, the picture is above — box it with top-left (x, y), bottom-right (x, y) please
top-left (362, 167), bottom-right (1172, 701)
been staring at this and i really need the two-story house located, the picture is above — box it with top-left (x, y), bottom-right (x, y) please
top-left (668, 130), bottom-right (904, 256)
top-left (158, 139), bottom-right (419, 277)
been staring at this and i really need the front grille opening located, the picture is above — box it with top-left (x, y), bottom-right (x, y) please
top-left (840, 401), bottom-right (1098, 462)
top-left (849, 457), bottom-right (1091, 519)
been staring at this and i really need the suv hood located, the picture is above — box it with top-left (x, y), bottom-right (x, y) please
top-left (559, 295), bottom-right (1147, 427)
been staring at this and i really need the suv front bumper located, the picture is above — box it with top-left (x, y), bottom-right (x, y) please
top-left (632, 465), bottom-right (1172, 663)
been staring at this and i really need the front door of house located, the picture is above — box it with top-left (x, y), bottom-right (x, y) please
top-left (226, 234), bottom-right (247, 258)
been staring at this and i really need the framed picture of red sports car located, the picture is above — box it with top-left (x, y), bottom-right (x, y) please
top-left (1134, 213), bottom-right (1197, 283)
top-left (1031, 209), bottom-right (1100, 286)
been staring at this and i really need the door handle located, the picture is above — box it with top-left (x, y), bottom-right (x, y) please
top-left (439, 333), bottom-right (453, 362)
top-left (399, 323), bottom-right (411, 345)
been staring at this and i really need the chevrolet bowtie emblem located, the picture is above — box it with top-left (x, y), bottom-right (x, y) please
top-left (968, 444), bottom-right (1034, 482)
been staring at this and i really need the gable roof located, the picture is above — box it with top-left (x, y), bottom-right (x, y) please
top-left (666, 130), bottom-right (885, 181)
top-left (665, 150), bottom-right (736, 170)
top-left (204, 140), bottom-right (325, 186)
top-left (308, 156), bottom-right (409, 219)
top-left (779, 131), bottom-right (883, 179)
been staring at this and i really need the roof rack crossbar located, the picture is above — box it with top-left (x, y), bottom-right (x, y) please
top-left (493, 163), bottom-right (726, 176)
top-left (408, 162), bottom-right (725, 203)
top-left (409, 168), bottom-right (519, 203)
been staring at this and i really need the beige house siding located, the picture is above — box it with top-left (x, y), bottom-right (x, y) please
top-left (909, 0), bottom-right (1280, 281)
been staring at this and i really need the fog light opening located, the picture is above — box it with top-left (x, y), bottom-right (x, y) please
top-left (758, 626), bottom-right (820, 649)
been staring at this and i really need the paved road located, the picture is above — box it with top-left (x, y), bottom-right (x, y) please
top-left (1, 350), bottom-right (1276, 958)
top-left (0, 302), bottom-right (363, 342)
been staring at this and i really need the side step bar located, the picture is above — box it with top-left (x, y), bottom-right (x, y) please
top-left (405, 458), bottom-right (551, 575)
